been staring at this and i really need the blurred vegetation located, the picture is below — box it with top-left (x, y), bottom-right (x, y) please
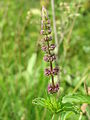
top-left (0, 0), bottom-right (90, 120)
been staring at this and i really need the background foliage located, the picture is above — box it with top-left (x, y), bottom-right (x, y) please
top-left (0, 0), bottom-right (90, 120)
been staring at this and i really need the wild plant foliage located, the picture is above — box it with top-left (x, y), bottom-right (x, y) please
top-left (32, 6), bottom-right (90, 120)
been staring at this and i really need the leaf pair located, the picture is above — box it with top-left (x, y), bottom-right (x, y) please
top-left (62, 94), bottom-right (90, 104)
top-left (32, 97), bottom-right (61, 113)
top-left (32, 94), bottom-right (90, 114)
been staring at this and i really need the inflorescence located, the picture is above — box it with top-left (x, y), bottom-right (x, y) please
top-left (40, 6), bottom-right (59, 94)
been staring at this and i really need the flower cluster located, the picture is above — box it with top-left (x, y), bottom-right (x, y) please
top-left (48, 84), bottom-right (59, 93)
top-left (41, 6), bottom-right (59, 94)
top-left (45, 67), bottom-right (59, 76)
top-left (43, 54), bottom-right (56, 62)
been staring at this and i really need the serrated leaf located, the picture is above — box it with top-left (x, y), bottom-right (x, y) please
top-left (32, 97), bottom-right (61, 113)
top-left (32, 97), bottom-right (46, 107)
top-left (62, 94), bottom-right (90, 104)
top-left (61, 103), bottom-right (80, 114)
top-left (32, 97), bottom-right (54, 112)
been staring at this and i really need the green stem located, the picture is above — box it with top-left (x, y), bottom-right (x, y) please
top-left (79, 112), bottom-right (83, 120)
top-left (51, 114), bottom-right (55, 120)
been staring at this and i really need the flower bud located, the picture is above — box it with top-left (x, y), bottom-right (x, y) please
top-left (49, 44), bottom-right (56, 50)
top-left (49, 36), bottom-right (52, 40)
top-left (43, 54), bottom-right (56, 62)
top-left (52, 67), bottom-right (59, 75)
top-left (41, 46), bottom-right (48, 51)
top-left (44, 68), bottom-right (51, 76)
top-left (43, 55), bottom-right (50, 62)
top-left (42, 36), bottom-right (52, 42)
top-left (49, 54), bottom-right (56, 62)
top-left (41, 6), bottom-right (48, 21)
top-left (48, 83), bottom-right (59, 93)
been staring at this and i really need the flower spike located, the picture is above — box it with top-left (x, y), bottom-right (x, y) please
top-left (41, 6), bottom-right (59, 94)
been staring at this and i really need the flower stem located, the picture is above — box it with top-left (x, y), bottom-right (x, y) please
top-left (47, 38), bottom-right (55, 87)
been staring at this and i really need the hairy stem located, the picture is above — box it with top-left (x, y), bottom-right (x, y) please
top-left (47, 39), bottom-right (55, 87)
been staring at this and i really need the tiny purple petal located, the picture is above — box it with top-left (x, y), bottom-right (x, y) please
top-left (43, 54), bottom-right (56, 62)
top-left (44, 36), bottom-right (49, 41)
top-left (49, 54), bottom-right (56, 62)
top-left (49, 44), bottom-right (56, 50)
top-left (41, 46), bottom-right (47, 51)
top-left (43, 36), bottom-right (52, 41)
top-left (43, 55), bottom-right (49, 62)
top-left (41, 20), bottom-right (44, 24)
top-left (52, 67), bottom-right (59, 75)
top-left (40, 30), bottom-right (44, 35)
top-left (44, 68), bottom-right (51, 76)
top-left (49, 36), bottom-right (52, 41)
top-left (56, 83), bottom-right (59, 88)
top-left (48, 83), bottom-right (59, 93)
top-left (42, 6), bottom-right (48, 19)
top-left (48, 85), bottom-right (52, 92)
top-left (42, 6), bottom-right (46, 11)
top-left (41, 24), bottom-right (44, 29)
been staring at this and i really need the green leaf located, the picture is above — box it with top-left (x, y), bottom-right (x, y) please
top-left (32, 97), bottom-right (54, 112)
top-left (86, 105), bottom-right (90, 119)
top-left (27, 53), bottom-right (37, 75)
top-left (62, 94), bottom-right (90, 104)
top-left (32, 97), bottom-right (46, 107)
top-left (60, 112), bottom-right (73, 120)
top-left (61, 103), bottom-right (80, 114)
top-left (32, 96), bottom-right (61, 113)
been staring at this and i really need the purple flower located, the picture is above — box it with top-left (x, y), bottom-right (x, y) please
top-left (41, 20), bottom-right (44, 24)
top-left (42, 6), bottom-right (48, 19)
top-left (40, 30), bottom-right (45, 35)
top-left (49, 54), bottom-right (56, 62)
top-left (43, 36), bottom-right (52, 42)
top-left (42, 6), bottom-right (46, 12)
top-left (41, 24), bottom-right (44, 29)
top-left (52, 67), bottom-right (59, 75)
top-left (41, 6), bottom-right (60, 94)
top-left (43, 54), bottom-right (56, 62)
top-left (48, 83), bottom-right (59, 93)
top-left (44, 36), bottom-right (50, 41)
top-left (43, 55), bottom-right (50, 62)
top-left (44, 68), bottom-right (51, 76)
top-left (49, 36), bottom-right (52, 41)
top-left (48, 29), bottom-right (51, 34)
top-left (41, 46), bottom-right (48, 51)
top-left (48, 84), bottom-right (52, 91)
top-left (49, 44), bottom-right (56, 50)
